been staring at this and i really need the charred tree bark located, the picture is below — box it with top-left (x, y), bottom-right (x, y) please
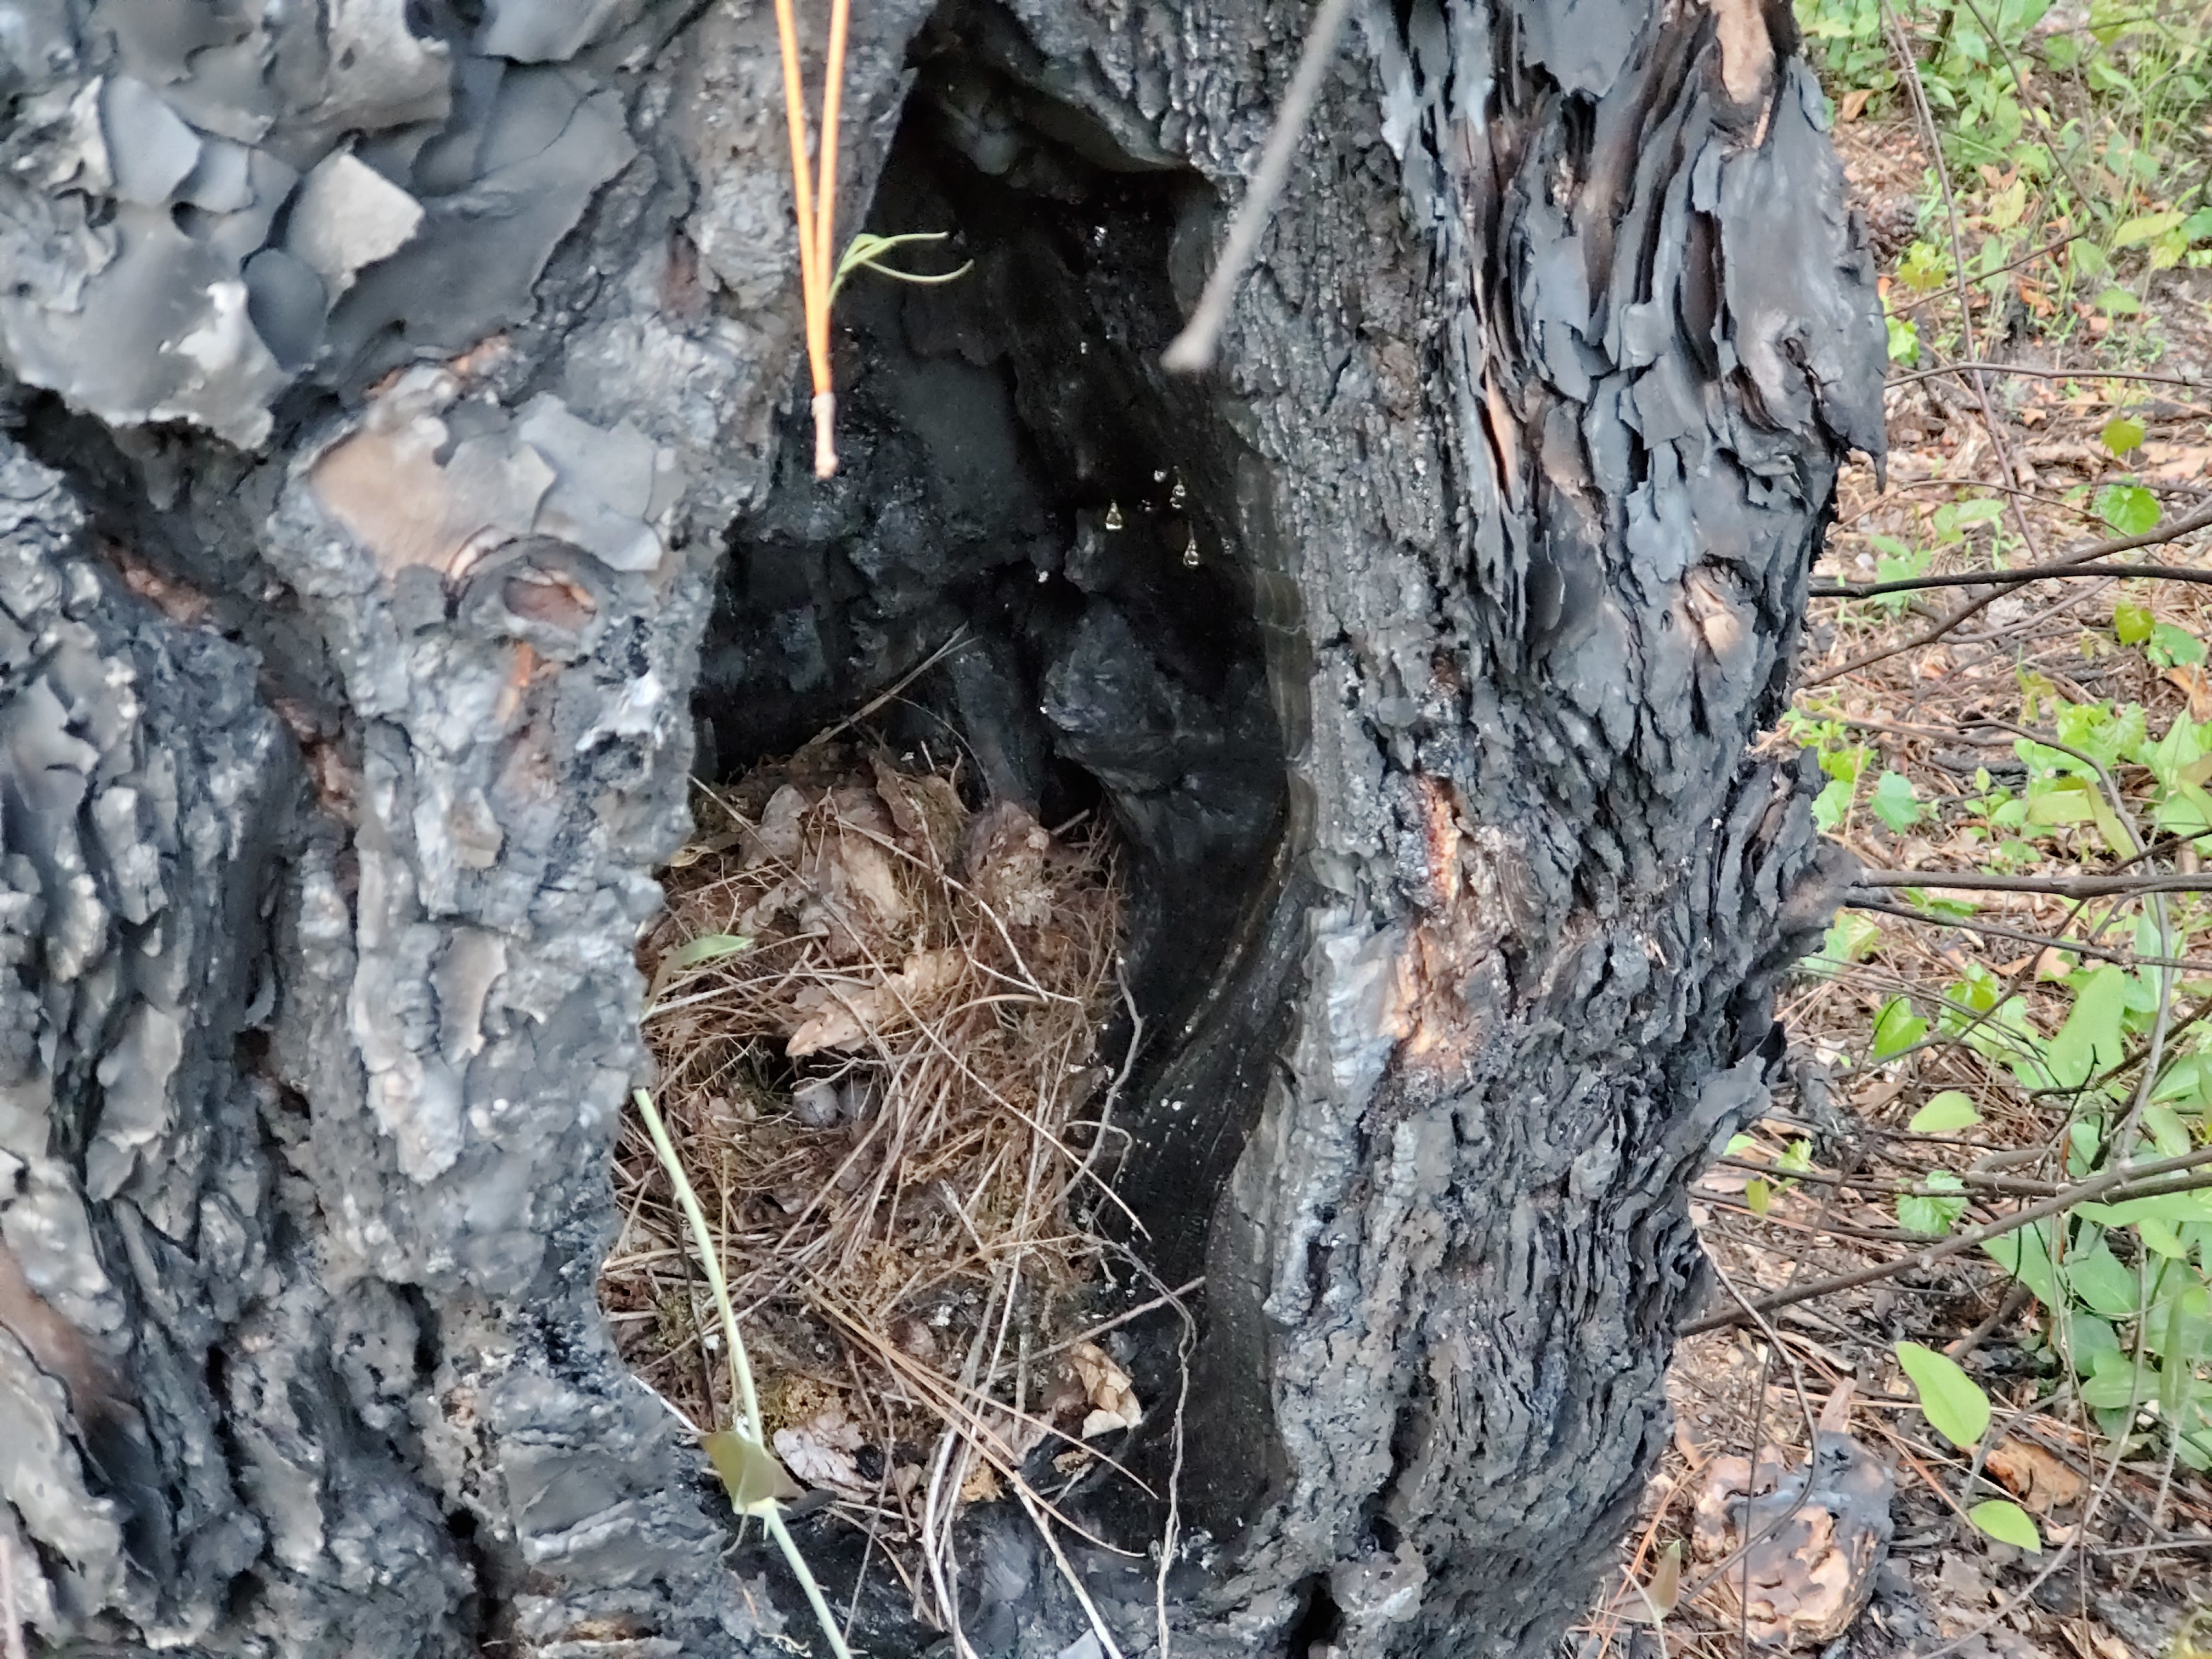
top-left (0, 3), bottom-right (1880, 1657)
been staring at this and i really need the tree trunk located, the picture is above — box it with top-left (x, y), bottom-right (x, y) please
top-left (0, 2), bottom-right (1880, 1656)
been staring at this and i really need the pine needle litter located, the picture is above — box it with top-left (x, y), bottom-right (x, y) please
top-left (600, 740), bottom-right (1147, 1622)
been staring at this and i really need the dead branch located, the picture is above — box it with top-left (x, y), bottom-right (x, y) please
top-left (1161, 0), bottom-right (1356, 373)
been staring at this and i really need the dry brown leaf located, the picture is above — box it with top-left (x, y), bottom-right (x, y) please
top-left (870, 758), bottom-right (966, 864)
top-left (958, 1462), bottom-right (1002, 1504)
top-left (1984, 1437), bottom-right (2087, 1514)
top-left (2168, 663), bottom-right (2212, 723)
top-left (1673, 1415), bottom-right (1709, 1469)
top-left (963, 800), bottom-right (1057, 926)
top-left (827, 832), bottom-right (906, 924)
top-left (743, 784), bottom-right (809, 866)
top-left (1691, 1435), bottom-right (1893, 1648)
top-left (1070, 1340), bottom-right (1142, 1436)
top-left (2142, 442), bottom-right (2212, 484)
top-left (786, 948), bottom-right (964, 1055)
top-left (772, 1409), bottom-right (866, 1492)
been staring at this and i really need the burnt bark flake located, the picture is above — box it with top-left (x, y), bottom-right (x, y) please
top-left (0, 1), bottom-right (1878, 1657)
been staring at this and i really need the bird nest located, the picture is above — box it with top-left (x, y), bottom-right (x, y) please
top-left (601, 740), bottom-right (1146, 1590)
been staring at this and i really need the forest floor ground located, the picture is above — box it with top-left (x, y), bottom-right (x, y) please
top-left (1580, 9), bottom-right (2212, 1655)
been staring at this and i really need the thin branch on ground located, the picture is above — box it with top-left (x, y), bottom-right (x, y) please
top-left (1854, 868), bottom-right (2212, 898)
top-left (1803, 504), bottom-right (2212, 684)
top-left (1681, 1143), bottom-right (2212, 1335)
top-left (1888, 359), bottom-right (2209, 392)
top-left (1843, 894), bottom-right (2212, 973)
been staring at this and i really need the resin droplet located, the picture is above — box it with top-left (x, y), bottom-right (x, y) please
top-left (1104, 503), bottom-right (1123, 531)
top-left (1182, 531), bottom-right (1200, 568)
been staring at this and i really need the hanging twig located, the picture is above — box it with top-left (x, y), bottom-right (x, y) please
top-left (1161, 0), bottom-right (1356, 373)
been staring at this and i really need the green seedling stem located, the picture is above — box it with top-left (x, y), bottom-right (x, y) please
top-left (631, 1087), bottom-right (853, 1659)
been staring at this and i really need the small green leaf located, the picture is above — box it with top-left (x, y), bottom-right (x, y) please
top-left (2114, 600), bottom-right (2156, 644)
top-left (2044, 966), bottom-right (2128, 1088)
top-left (1724, 1132), bottom-right (1757, 1156)
top-left (1815, 912), bottom-right (1884, 967)
top-left (1897, 240), bottom-right (1949, 292)
top-left (2140, 1214), bottom-right (2188, 1259)
top-left (647, 932), bottom-right (755, 1003)
top-left (1873, 996), bottom-right (1929, 1061)
top-left (2079, 1360), bottom-right (2152, 1409)
top-left (2113, 210), bottom-right (2186, 249)
top-left (2064, 1240), bottom-right (2141, 1319)
top-left (2096, 483), bottom-right (2161, 537)
top-left (830, 230), bottom-right (974, 303)
top-left (1968, 1499), bottom-right (2041, 1551)
top-left (1870, 770), bottom-right (1925, 833)
top-left (2094, 285), bottom-right (2145, 318)
top-left (703, 1429), bottom-right (802, 1515)
top-left (1909, 1091), bottom-right (1983, 1133)
top-left (1745, 1177), bottom-right (1771, 1216)
top-left (1886, 314), bottom-right (1921, 363)
top-left (2151, 623), bottom-right (2207, 667)
top-left (1898, 1172), bottom-right (1969, 1237)
top-left (2143, 1101), bottom-right (2193, 1159)
top-left (2101, 415), bottom-right (2147, 456)
top-left (1895, 1340), bottom-right (1991, 1449)
top-left (1813, 774), bottom-right (1854, 833)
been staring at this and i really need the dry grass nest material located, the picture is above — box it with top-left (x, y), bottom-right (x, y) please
top-left (602, 742), bottom-right (1146, 1542)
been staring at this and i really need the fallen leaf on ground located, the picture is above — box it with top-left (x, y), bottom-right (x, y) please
top-left (772, 1410), bottom-right (867, 1492)
top-left (2142, 442), bottom-right (2211, 483)
top-left (785, 948), bottom-right (964, 1054)
top-left (1984, 1437), bottom-right (2087, 1513)
top-left (2169, 664), bottom-right (2212, 723)
top-left (1692, 1432), bottom-right (1894, 1647)
top-left (1069, 1341), bottom-right (1143, 1436)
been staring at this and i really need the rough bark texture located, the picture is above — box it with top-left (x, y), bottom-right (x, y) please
top-left (0, 2), bottom-right (1880, 1656)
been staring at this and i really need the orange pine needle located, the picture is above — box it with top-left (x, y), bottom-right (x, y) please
top-left (811, 0), bottom-right (851, 478)
top-left (769, 0), bottom-right (853, 479)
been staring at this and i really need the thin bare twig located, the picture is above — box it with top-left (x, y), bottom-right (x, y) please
top-left (1814, 556), bottom-right (2212, 599)
top-left (1162, 0), bottom-right (1356, 373)
top-left (1844, 894), bottom-right (2212, 974)
top-left (1681, 1143), bottom-right (2212, 1335)
top-left (1803, 503), bottom-right (2212, 685)
top-left (1888, 359), bottom-right (2209, 392)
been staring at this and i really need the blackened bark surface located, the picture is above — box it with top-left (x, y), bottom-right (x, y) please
top-left (0, 2), bottom-right (1878, 1657)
